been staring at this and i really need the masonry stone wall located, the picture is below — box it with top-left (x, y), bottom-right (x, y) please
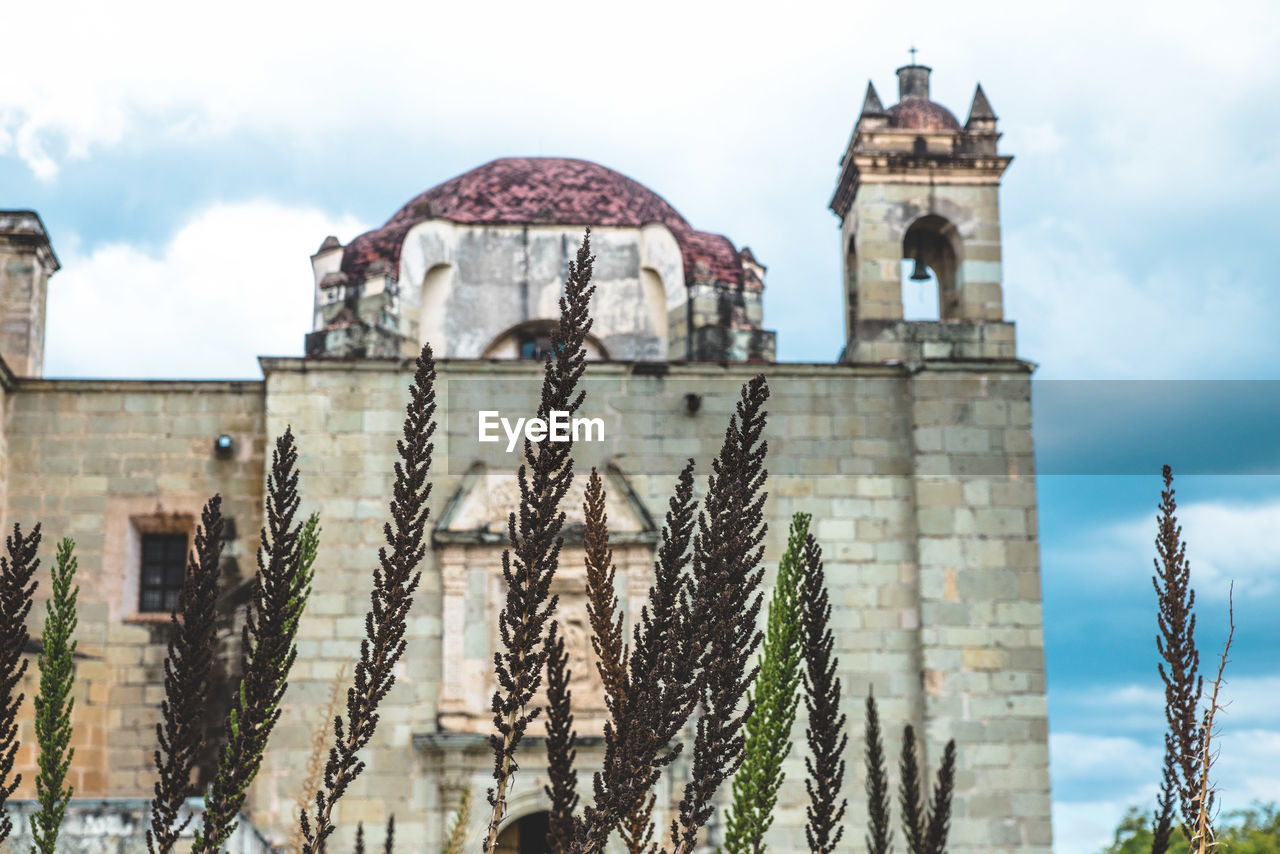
top-left (2, 380), bottom-right (265, 803)
top-left (247, 357), bottom-right (1049, 854)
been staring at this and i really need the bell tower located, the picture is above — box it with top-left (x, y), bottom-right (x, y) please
top-left (830, 64), bottom-right (1014, 363)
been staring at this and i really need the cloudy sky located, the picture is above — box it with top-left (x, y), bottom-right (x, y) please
top-left (4, 0), bottom-right (1279, 850)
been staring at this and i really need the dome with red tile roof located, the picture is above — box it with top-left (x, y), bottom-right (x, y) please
top-left (886, 99), bottom-right (962, 132)
top-left (340, 157), bottom-right (745, 286)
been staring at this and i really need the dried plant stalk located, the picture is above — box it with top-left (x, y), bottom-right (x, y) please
top-left (618, 791), bottom-right (658, 854)
top-left (300, 345), bottom-right (437, 853)
top-left (800, 531), bottom-right (846, 854)
top-left (383, 814), bottom-right (395, 854)
top-left (899, 726), bottom-right (925, 854)
top-left (484, 232), bottom-right (595, 851)
top-left (573, 461), bottom-right (700, 853)
top-left (442, 791), bottom-right (470, 854)
top-left (864, 689), bottom-right (892, 854)
top-left (543, 621), bottom-right (579, 853)
top-left (287, 662), bottom-right (347, 854)
top-left (672, 375), bottom-right (771, 854)
top-left (584, 469), bottom-right (627, 716)
top-left (1152, 465), bottom-right (1208, 841)
top-left (924, 739), bottom-right (956, 854)
top-left (0, 523), bottom-right (42, 845)
top-left (195, 430), bottom-right (311, 852)
top-left (146, 497), bottom-right (224, 854)
top-left (1191, 587), bottom-right (1233, 854)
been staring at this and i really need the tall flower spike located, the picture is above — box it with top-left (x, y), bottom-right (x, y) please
top-left (0, 522), bottom-right (41, 845)
top-left (1152, 465), bottom-right (1205, 839)
top-left (147, 497), bottom-right (224, 854)
top-left (800, 531), bottom-right (846, 854)
top-left (584, 469), bottom-right (627, 717)
top-left (673, 374), bottom-right (770, 854)
top-left (543, 621), bottom-right (579, 853)
top-left (864, 689), bottom-right (893, 854)
top-left (300, 344), bottom-right (437, 853)
top-left (484, 230), bottom-right (595, 851)
top-left (899, 726), bottom-right (925, 854)
top-left (924, 739), bottom-right (956, 854)
top-left (573, 461), bottom-right (701, 854)
top-left (195, 430), bottom-right (310, 852)
top-left (382, 814), bottom-right (395, 854)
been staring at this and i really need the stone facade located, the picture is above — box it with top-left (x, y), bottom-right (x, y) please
top-left (0, 61), bottom-right (1051, 853)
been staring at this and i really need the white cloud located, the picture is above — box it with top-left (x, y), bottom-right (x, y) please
top-left (3, 0), bottom-right (1277, 185)
top-left (1003, 217), bottom-right (1275, 381)
top-left (1053, 793), bottom-right (1158, 854)
top-left (1050, 723), bottom-right (1280, 852)
top-left (1045, 497), bottom-right (1280, 599)
top-left (43, 201), bottom-right (366, 379)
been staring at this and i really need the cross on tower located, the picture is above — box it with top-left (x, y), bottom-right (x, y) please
top-left (909, 45), bottom-right (919, 64)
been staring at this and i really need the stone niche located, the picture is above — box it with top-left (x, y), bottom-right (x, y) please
top-left (432, 464), bottom-right (658, 735)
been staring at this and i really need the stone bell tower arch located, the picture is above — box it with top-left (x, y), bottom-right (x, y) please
top-left (831, 64), bottom-right (1014, 363)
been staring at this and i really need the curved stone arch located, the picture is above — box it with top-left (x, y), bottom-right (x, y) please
top-left (884, 196), bottom-right (976, 251)
top-left (638, 222), bottom-right (686, 310)
top-left (419, 262), bottom-right (454, 356)
top-left (400, 219), bottom-right (460, 353)
top-left (495, 792), bottom-right (627, 854)
top-left (902, 214), bottom-right (964, 320)
top-left (496, 789), bottom-right (551, 835)
top-left (480, 318), bottom-right (610, 361)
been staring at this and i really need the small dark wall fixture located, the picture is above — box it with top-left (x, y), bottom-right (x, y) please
top-left (684, 393), bottom-right (702, 415)
top-left (214, 434), bottom-right (234, 459)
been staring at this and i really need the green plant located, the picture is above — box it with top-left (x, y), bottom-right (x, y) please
top-left (721, 512), bottom-right (810, 854)
top-left (1106, 803), bottom-right (1280, 854)
top-left (29, 537), bottom-right (79, 854)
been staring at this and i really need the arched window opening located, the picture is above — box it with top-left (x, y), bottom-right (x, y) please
top-left (900, 214), bottom-right (961, 320)
top-left (518, 325), bottom-right (556, 361)
top-left (495, 810), bottom-right (551, 853)
top-left (482, 320), bottom-right (609, 361)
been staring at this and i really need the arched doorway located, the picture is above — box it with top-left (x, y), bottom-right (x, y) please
top-left (494, 810), bottom-right (551, 854)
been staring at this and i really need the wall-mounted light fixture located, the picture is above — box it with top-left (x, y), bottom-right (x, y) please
top-left (214, 434), bottom-right (234, 459)
top-left (684, 393), bottom-right (702, 416)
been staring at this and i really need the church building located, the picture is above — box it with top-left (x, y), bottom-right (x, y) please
top-left (0, 63), bottom-right (1051, 853)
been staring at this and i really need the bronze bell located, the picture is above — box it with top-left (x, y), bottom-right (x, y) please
top-left (909, 251), bottom-right (931, 281)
